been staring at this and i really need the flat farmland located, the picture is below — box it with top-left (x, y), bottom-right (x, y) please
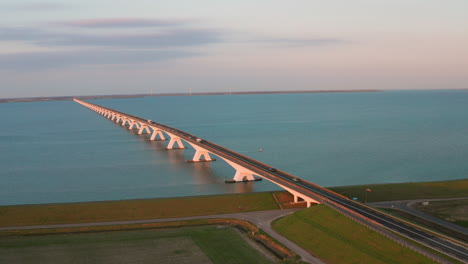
top-left (0, 226), bottom-right (275, 264)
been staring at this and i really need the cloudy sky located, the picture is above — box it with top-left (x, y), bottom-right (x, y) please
top-left (1, 0), bottom-right (467, 98)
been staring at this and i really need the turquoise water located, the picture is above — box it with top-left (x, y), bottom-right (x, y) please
top-left (1, 90), bottom-right (467, 205)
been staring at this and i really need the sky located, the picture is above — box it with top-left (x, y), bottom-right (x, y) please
top-left (1, 0), bottom-right (467, 98)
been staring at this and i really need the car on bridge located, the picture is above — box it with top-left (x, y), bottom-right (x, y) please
top-left (292, 177), bottom-right (300, 182)
top-left (269, 168), bottom-right (277, 172)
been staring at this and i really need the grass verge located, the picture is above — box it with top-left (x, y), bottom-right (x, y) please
top-left (379, 207), bottom-right (468, 242)
top-left (412, 199), bottom-right (468, 228)
top-left (0, 192), bottom-right (279, 227)
top-left (272, 205), bottom-right (437, 264)
top-left (328, 179), bottom-right (468, 202)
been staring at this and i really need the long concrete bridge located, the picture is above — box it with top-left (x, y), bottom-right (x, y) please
top-left (74, 99), bottom-right (467, 263)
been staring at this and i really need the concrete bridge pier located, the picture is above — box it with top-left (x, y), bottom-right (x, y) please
top-left (121, 117), bottom-right (128, 126)
top-left (138, 124), bottom-right (151, 135)
top-left (117, 116), bottom-right (124, 124)
top-left (187, 144), bottom-right (216, 162)
top-left (128, 120), bottom-right (140, 130)
top-left (233, 170), bottom-right (256, 182)
top-left (279, 185), bottom-right (320, 208)
top-left (221, 159), bottom-right (258, 182)
top-left (165, 134), bottom-right (186, 149)
top-left (149, 128), bottom-right (166, 141)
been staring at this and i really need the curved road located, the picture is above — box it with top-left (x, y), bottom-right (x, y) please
top-left (369, 198), bottom-right (468, 236)
top-left (75, 99), bottom-right (468, 263)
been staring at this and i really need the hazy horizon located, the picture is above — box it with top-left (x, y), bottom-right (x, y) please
top-left (1, 1), bottom-right (467, 98)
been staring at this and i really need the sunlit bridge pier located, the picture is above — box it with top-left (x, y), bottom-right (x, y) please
top-left (74, 98), bottom-right (467, 263)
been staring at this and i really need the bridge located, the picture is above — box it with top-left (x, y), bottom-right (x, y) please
top-left (74, 98), bottom-right (467, 263)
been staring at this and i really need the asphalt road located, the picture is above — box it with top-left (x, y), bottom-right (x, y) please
top-left (369, 198), bottom-right (468, 236)
top-left (77, 100), bottom-right (468, 263)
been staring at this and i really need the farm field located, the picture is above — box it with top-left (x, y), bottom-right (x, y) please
top-left (0, 226), bottom-right (275, 264)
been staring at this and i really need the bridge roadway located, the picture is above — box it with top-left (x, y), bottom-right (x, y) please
top-left (76, 99), bottom-right (467, 263)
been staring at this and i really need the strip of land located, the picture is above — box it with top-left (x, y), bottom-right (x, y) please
top-left (328, 179), bottom-right (468, 203)
top-left (2, 180), bottom-right (465, 228)
top-left (0, 192), bottom-right (279, 227)
top-left (0, 89), bottom-right (381, 103)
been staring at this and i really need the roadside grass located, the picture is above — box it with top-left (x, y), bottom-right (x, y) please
top-left (328, 179), bottom-right (468, 202)
top-left (377, 207), bottom-right (468, 245)
top-left (272, 205), bottom-right (437, 264)
top-left (412, 199), bottom-right (468, 228)
top-left (0, 226), bottom-right (275, 264)
top-left (0, 192), bottom-right (279, 227)
top-left (455, 220), bottom-right (468, 228)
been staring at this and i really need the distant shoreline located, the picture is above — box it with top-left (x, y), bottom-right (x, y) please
top-left (0, 89), bottom-right (381, 104)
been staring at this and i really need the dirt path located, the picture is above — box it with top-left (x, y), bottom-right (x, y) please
top-left (0, 208), bottom-right (324, 264)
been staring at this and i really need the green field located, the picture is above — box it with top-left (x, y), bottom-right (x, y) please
top-left (328, 179), bottom-right (468, 202)
top-left (272, 205), bottom-right (436, 264)
top-left (0, 226), bottom-right (275, 264)
top-left (0, 192), bottom-right (279, 227)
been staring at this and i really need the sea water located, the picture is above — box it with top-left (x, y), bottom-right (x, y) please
top-left (0, 90), bottom-right (467, 205)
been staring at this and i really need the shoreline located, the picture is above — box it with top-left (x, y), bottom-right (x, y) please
top-left (1, 178), bottom-right (466, 207)
top-left (2, 88), bottom-right (467, 104)
top-left (0, 89), bottom-right (381, 103)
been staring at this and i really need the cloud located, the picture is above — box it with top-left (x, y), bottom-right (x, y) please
top-left (0, 20), bottom-right (221, 71)
top-left (0, 26), bottom-right (222, 48)
top-left (257, 37), bottom-right (347, 47)
top-left (0, 49), bottom-right (197, 71)
top-left (11, 2), bottom-right (67, 11)
top-left (60, 18), bottom-right (189, 28)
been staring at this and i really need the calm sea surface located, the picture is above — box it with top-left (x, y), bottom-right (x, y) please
top-left (1, 90), bottom-right (467, 205)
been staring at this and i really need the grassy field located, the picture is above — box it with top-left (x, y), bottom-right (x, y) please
top-left (0, 226), bottom-right (275, 264)
top-left (0, 192), bottom-right (279, 227)
top-left (2, 179), bottom-right (466, 228)
top-left (272, 205), bottom-right (437, 264)
top-left (328, 179), bottom-right (468, 203)
top-left (412, 199), bottom-right (468, 228)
